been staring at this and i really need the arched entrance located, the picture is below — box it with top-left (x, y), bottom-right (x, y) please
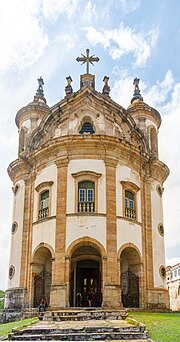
top-left (32, 246), bottom-right (52, 307)
top-left (120, 247), bottom-right (141, 308)
top-left (70, 245), bottom-right (102, 307)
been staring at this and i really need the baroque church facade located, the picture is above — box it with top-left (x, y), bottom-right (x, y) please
top-left (5, 51), bottom-right (169, 309)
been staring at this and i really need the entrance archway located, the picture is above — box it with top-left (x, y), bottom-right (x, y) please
top-left (70, 245), bottom-right (102, 307)
top-left (120, 246), bottom-right (141, 308)
top-left (32, 246), bottom-right (52, 307)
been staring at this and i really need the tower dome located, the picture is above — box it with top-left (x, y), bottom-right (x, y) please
top-left (16, 77), bottom-right (49, 155)
top-left (127, 78), bottom-right (161, 156)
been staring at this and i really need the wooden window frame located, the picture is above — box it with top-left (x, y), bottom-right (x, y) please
top-left (35, 181), bottom-right (54, 221)
top-left (121, 181), bottom-right (140, 221)
top-left (72, 171), bottom-right (102, 214)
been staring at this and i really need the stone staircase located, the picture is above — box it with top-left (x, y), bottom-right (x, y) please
top-left (8, 309), bottom-right (153, 341)
top-left (40, 308), bottom-right (128, 321)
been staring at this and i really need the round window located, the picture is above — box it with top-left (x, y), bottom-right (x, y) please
top-left (12, 222), bottom-right (18, 234)
top-left (159, 266), bottom-right (166, 279)
top-left (9, 265), bottom-right (15, 279)
top-left (158, 223), bottom-right (164, 236)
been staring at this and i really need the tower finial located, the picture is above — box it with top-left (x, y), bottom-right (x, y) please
top-left (131, 77), bottom-right (143, 103)
top-left (102, 76), bottom-right (110, 96)
top-left (36, 77), bottom-right (44, 97)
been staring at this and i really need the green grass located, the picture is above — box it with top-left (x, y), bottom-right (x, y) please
top-left (0, 290), bottom-right (5, 310)
top-left (128, 311), bottom-right (180, 342)
top-left (0, 317), bottom-right (38, 340)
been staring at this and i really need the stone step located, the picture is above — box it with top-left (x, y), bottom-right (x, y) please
top-left (9, 330), bottom-right (149, 340)
top-left (39, 309), bottom-right (127, 321)
top-left (10, 324), bottom-right (145, 335)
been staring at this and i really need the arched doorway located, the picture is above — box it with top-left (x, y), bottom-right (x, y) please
top-left (70, 245), bottom-right (102, 307)
top-left (32, 246), bottom-right (52, 307)
top-left (120, 247), bottom-right (141, 308)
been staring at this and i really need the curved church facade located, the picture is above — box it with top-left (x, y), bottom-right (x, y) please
top-left (5, 64), bottom-right (169, 309)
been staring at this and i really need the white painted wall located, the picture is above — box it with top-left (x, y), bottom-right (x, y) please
top-left (66, 159), bottom-right (106, 214)
top-left (117, 218), bottom-right (142, 255)
top-left (8, 180), bottom-right (25, 288)
top-left (151, 181), bottom-right (166, 288)
top-left (66, 215), bottom-right (106, 250)
top-left (116, 165), bottom-right (141, 222)
top-left (32, 218), bottom-right (56, 253)
top-left (33, 164), bottom-right (57, 222)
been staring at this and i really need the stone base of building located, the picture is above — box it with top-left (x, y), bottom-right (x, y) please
top-left (50, 284), bottom-right (67, 307)
top-left (146, 288), bottom-right (170, 309)
top-left (4, 288), bottom-right (26, 310)
top-left (103, 284), bottom-right (122, 308)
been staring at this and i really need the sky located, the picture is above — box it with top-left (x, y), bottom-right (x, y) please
top-left (0, 0), bottom-right (180, 291)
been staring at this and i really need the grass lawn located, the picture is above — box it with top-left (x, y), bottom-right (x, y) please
top-left (128, 311), bottom-right (180, 342)
top-left (0, 317), bottom-right (38, 340)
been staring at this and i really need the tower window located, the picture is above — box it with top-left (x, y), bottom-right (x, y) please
top-left (79, 122), bottom-right (95, 134)
top-left (12, 222), bottom-right (18, 234)
top-left (9, 265), bottom-right (15, 279)
top-left (125, 190), bottom-right (136, 220)
top-left (78, 181), bottom-right (95, 213)
top-left (39, 190), bottom-right (49, 220)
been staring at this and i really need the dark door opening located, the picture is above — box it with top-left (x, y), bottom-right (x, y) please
top-left (71, 259), bottom-right (101, 307)
top-left (121, 269), bottom-right (139, 308)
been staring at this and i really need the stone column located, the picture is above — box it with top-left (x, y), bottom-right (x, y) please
top-left (103, 158), bottom-right (121, 307)
top-left (50, 158), bottom-right (68, 307)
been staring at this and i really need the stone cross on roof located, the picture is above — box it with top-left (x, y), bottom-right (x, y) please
top-left (76, 48), bottom-right (99, 74)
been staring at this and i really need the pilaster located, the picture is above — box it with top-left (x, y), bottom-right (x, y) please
top-left (141, 176), bottom-right (154, 306)
top-left (103, 157), bottom-right (121, 307)
top-left (51, 158), bottom-right (68, 307)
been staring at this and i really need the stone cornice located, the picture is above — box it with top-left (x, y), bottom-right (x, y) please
top-left (8, 135), bottom-right (169, 184)
top-left (71, 170), bottom-right (102, 179)
top-left (35, 181), bottom-right (54, 192)
top-left (150, 159), bottom-right (169, 183)
top-left (7, 158), bottom-right (31, 182)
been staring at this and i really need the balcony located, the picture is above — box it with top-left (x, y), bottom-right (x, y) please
top-left (125, 207), bottom-right (136, 220)
top-left (39, 207), bottom-right (49, 220)
top-left (78, 202), bottom-right (95, 213)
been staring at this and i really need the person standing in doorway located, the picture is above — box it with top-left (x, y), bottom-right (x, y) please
top-left (76, 292), bottom-right (82, 307)
top-left (87, 290), bottom-right (94, 307)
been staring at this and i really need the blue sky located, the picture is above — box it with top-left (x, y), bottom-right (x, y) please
top-left (0, 0), bottom-right (180, 290)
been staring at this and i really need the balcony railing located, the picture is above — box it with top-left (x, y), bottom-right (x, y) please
top-left (125, 207), bottom-right (136, 220)
top-left (39, 207), bottom-right (49, 220)
top-left (78, 202), bottom-right (95, 213)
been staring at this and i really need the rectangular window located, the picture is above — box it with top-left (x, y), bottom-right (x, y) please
top-left (129, 199), bottom-right (134, 209)
top-left (40, 198), bottom-right (49, 209)
top-left (87, 189), bottom-right (94, 202)
top-left (178, 269), bottom-right (180, 276)
top-left (79, 189), bottom-right (85, 202)
top-left (125, 197), bottom-right (128, 208)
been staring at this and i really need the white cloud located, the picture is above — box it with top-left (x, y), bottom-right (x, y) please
top-left (84, 24), bottom-right (158, 67)
top-left (83, 1), bottom-right (97, 22)
top-left (55, 33), bottom-right (78, 49)
top-left (42, 0), bottom-right (78, 20)
top-left (0, 0), bottom-right (48, 71)
top-left (143, 70), bottom-right (174, 107)
top-left (119, 0), bottom-right (141, 14)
